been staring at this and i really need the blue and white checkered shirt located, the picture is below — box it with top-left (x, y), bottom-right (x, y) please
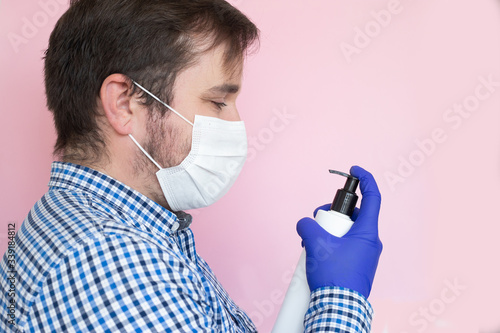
top-left (1, 162), bottom-right (373, 332)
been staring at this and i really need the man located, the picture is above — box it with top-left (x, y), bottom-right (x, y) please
top-left (0, 0), bottom-right (382, 332)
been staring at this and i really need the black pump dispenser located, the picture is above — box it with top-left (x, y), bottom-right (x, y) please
top-left (328, 170), bottom-right (359, 218)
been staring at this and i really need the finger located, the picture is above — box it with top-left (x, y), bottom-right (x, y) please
top-left (351, 207), bottom-right (360, 222)
top-left (350, 166), bottom-right (381, 221)
top-left (313, 203), bottom-right (331, 218)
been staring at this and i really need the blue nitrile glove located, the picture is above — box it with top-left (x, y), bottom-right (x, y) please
top-left (296, 166), bottom-right (383, 299)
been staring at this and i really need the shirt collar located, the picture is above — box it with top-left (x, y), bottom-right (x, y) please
top-left (48, 161), bottom-right (182, 237)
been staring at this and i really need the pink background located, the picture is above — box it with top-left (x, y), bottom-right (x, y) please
top-left (1, 0), bottom-right (499, 332)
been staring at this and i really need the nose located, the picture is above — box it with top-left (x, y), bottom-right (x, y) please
top-left (229, 105), bottom-right (241, 121)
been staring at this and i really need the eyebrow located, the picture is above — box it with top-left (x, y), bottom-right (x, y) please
top-left (206, 84), bottom-right (240, 94)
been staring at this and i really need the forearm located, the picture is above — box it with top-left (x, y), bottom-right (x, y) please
top-left (304, 286), bottom-right (373, 333)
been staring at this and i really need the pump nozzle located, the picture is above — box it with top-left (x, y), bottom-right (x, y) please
top-left (328, 169), bottom-right (359, 217)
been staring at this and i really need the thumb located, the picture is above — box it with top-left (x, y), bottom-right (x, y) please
top-left (297, 217), bottom-right (325, 245)
top-left (313, 203), bottom-right (332, 218)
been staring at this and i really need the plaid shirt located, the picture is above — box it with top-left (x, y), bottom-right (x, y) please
top-left (1, 162), bottom-right (373, 332)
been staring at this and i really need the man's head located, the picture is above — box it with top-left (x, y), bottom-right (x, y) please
top-left (44, 0), bottom-right (259, 164)
top-left (44, 0), bottom-right (259, 209)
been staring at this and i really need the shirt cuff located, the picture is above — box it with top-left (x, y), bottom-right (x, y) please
top-left (304, 286), bottom-right (373, 333)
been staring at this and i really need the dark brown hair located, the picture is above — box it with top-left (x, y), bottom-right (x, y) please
top-left (44, 0), bottom-right (259, 163)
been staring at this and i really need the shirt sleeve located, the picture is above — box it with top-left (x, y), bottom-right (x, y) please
top-left (304, 286), bottom-right (373, 333)
top-left (26, 233), bottom-right (220, 332)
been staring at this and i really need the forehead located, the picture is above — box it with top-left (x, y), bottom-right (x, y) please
top-left (174, 43), bottom-right (243, 93)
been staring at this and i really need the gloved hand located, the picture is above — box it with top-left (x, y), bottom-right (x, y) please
top-left (296, 166), bottom-right (383, 299)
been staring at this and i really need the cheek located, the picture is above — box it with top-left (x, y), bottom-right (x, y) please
top-left (161, 119), bottom-right (193, 167)
top-left (195, 102), bottom-right (220, 119)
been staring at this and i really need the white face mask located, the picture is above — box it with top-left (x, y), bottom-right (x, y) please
top-left (128, 81), bottom-right (247, 212)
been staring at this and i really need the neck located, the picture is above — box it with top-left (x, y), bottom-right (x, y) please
top-left (65, 151), bottom-right (172, 211)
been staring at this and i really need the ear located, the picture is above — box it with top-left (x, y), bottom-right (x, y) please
top-left (100, 74), bottom-right (135, 135)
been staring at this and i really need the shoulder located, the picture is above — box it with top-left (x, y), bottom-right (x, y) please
top-left (26, 233), bottom-right (213, 332)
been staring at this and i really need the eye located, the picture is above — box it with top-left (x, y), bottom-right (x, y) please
top-left (212, 101), bottom-right (227, 110)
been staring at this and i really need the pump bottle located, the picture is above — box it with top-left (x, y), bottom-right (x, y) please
top-left (272, 170), bottom-right (360, 333)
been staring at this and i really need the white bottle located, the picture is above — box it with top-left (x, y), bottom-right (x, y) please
top-left (272, 170), bottom-right (359, 333)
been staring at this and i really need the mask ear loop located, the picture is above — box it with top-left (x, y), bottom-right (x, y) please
top-left (128, 134), bottom-right (163, 170)
top-left (131, 79), bottom-right (194, 127)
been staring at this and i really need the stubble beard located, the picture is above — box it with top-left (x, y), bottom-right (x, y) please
top-left (132, 110), bottom-right (192, 209)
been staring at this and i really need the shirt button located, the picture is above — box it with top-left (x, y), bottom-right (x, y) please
top-left (171, 221), bottom-right (180, 232)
